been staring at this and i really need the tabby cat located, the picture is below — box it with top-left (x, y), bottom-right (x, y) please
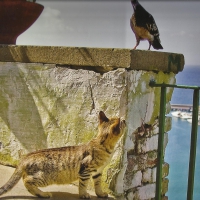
top-left (0, 111), bottom-right (125, 199)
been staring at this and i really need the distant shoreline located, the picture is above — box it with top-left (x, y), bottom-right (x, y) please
top-left (171, 104), bottom-right (193, 111)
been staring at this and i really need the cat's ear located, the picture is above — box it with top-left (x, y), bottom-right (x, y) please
top-left (111, 118), bottom-right (121, 135)
top-left (99, 111), bottom-right (109, 124)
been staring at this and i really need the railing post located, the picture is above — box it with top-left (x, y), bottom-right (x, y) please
top-left (187, 89), bottom-right (199, 200)
top-left (155, 85), bottom-right (167, 200)
top-left (150, 81), bottom-right (200, 200)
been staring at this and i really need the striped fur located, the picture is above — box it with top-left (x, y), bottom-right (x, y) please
top-left (0, 111), bottom-right (125, 199)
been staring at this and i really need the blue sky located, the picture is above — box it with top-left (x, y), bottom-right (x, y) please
top-left (17, 1), bottom-right (200, 66)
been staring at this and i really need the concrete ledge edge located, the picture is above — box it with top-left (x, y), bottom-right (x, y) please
top-left (0, 45), bottom-right (184, 73)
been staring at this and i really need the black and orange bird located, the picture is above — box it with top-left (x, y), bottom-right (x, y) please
top-left (130, 0), bottom-right (163, 50)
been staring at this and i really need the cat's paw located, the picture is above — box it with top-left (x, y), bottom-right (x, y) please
top-left (97, 192), bottom-right (108, 198)
top-left (37, 192), bottom-right (52, 198)
top-left (79, 193), bottom-right (91, 199)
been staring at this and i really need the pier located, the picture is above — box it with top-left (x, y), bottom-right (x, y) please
top-left (171, 104), bottom-right (193, 111)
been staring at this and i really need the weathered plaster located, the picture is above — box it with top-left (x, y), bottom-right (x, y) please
top-left (0, 63), bottom-right (128, 166)
top-left (0, 63), bottom-right (175, 198)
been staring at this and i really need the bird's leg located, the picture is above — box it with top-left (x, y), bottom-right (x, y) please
top-left (133, 38), bottom-right (140, 50)
top-left (148, 41), bottom-right (152, 50)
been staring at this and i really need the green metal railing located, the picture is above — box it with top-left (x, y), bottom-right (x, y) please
top-left (149, 81), bottom-right (200, 200)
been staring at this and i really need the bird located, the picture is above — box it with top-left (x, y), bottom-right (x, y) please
top-left (130, 0), bottom-right (163, 50)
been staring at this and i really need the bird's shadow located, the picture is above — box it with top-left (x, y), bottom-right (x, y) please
top-left (0, 192), bottom-right (115, 200)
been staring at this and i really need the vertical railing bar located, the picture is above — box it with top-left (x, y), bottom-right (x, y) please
top-left (150, 81), bottom-right (200, 199)
top-left (187, 89), bottom-right (199, 200)
top-left (155, 85), bottom-right (167, 200)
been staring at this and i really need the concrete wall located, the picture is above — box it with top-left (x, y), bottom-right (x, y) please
top-left (0, 46), bottom-right (184, 199)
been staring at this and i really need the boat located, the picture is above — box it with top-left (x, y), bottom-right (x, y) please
top-left (171, 111), bottom-right (192, 119)
top-left (171, 111), bottom-right (182, 117)
top-left (187, 117), bottom-right (200, 125)
top-left (171, 110), bottom-right (200, 125)
top-left (180, 112), bottom-right (192, 119)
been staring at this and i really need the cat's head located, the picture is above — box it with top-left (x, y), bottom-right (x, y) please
top-left (97, 111), bottom-right (126, 147)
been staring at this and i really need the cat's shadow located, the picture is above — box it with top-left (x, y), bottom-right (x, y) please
top-left (0, 192), bottom-right (115, 200)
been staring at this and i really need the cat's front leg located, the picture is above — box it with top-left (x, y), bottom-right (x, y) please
top-left (92, 173), bottom-right (108, 198)
top-left (79, 176), bottom-right (91, 199)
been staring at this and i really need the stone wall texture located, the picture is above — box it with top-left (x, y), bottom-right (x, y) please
top-left (0, 46), bottom-right (184, 199)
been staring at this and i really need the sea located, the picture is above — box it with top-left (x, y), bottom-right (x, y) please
top-left (166, 65), bottom-right (200, 199)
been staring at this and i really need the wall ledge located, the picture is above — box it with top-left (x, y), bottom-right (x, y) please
top-left (0, 45), bottom-right (184, 73)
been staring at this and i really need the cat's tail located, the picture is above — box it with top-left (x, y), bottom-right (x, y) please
top-left (0, 166), bottom-right (23, 196)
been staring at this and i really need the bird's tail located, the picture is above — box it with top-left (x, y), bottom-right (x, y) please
top-left (0, 166), bottom-right (23, 196)
top-left (152, 37), bottom-right (163, 50)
